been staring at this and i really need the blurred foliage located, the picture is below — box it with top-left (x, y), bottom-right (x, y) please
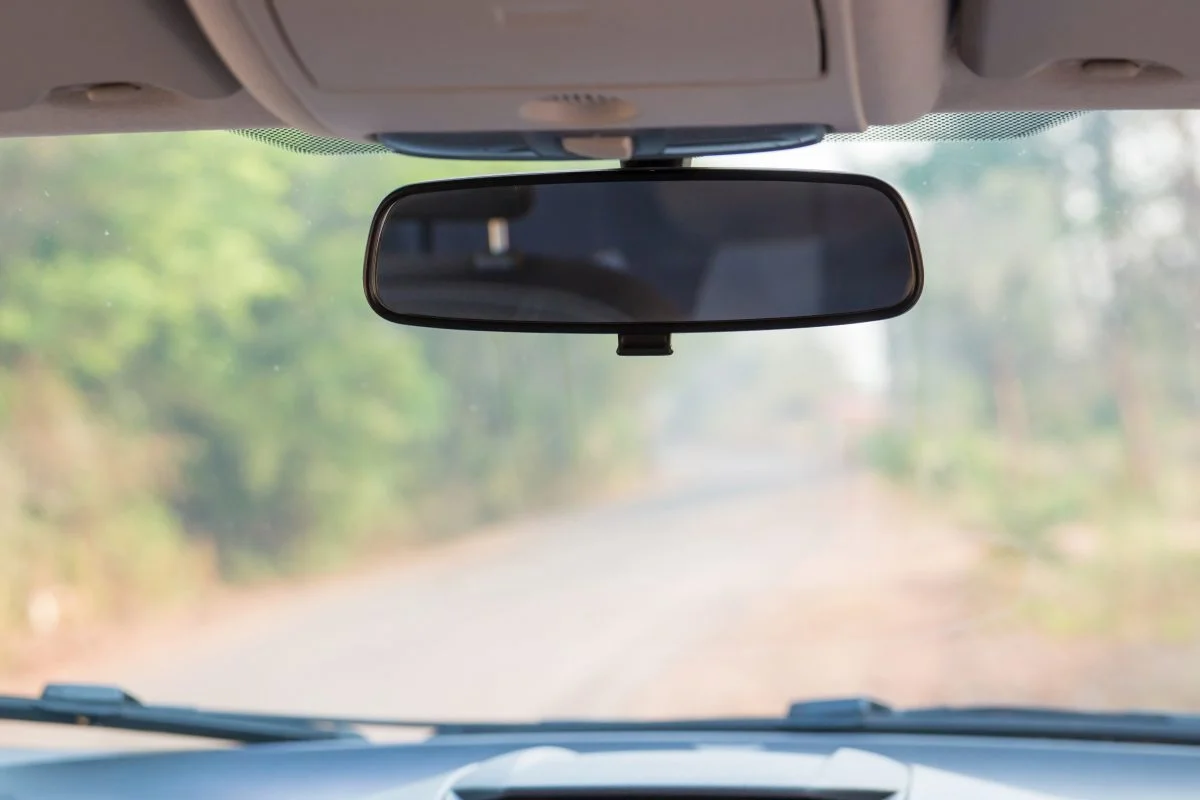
top-left (861, 427), bottom-right (1107, 554)
top-left (8, 113), bottom-right (1200, 661)
top-left (859, 112), bottom-right (1200, 564)
top-left (0, 133), bottom-right (643, 645)
top-left (653, 330), bottom-right (848, 449)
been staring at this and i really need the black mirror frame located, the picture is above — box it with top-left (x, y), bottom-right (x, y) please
top-left (363, 167), bottom-right (923, 335)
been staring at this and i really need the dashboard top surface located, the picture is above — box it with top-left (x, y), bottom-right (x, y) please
top-left (0, 729), bottom-right (1197, 800)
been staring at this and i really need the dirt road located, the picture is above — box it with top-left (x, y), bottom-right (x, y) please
top-left (4, 444), bottom-right (1196, 751)
top-left (115, 448), bottom-right (842, 718)
top-left (2, 446), bottom-right (881, 744)
top-left (9, 443), bottom-right (1155, 751)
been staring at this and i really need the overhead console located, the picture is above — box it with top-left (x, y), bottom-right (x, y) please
top-left (187, 0), bottom-right (946, 157)
top-left (8, 1), bottom-right (1200, 141)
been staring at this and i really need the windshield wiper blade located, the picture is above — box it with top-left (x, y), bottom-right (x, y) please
top-left (427, 697), bottom-right (1200, 746)
top-left (28, 684), bottom-right (1198, 747)
top-left (877, 703), bottom-right (1200, 744)
top-left (785, 697), bottom-right (1200, 745)
top-left (0, 684), bottom-right (369, 744)
top-left (420, 698), bottom-right (895, 735)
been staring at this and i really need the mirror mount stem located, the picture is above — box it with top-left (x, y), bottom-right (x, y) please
top-left (616, 332), bottom-right (673, 357)
top-left (612, 161), bottom-right (684, 354)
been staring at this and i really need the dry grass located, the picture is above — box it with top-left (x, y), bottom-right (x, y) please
top-left (0, 365), bottom-right (214, 670)
top-left (619, 476), bottom-right (1200, 717)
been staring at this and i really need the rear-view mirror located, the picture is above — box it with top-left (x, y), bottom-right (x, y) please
top-left (363, 168), bottom-right (922, 352)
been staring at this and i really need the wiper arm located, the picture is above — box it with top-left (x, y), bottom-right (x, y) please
top-left (0, 684), bottom-right (372, 745)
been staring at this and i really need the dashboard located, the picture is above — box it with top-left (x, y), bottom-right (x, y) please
top-left (0, 729), bottom-right (1198, 799)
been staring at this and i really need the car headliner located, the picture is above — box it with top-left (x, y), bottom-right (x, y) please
top-left (0, 2), bottom-right (1192, 145)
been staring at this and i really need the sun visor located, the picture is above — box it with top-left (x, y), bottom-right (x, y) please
top-left (187, 0), bottom-right (946, 143)
top-left (0, 0), bottom-right (240, 112)
top-left (961, 0), bottom-right (1200, 81)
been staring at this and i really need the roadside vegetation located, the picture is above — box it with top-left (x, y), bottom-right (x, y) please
top-left (0, 134), bottom-right (647, 665)
top-left (5, 113), bottom-right (1200, 697)
top-left (858, 112), bottom-right (1200, 642)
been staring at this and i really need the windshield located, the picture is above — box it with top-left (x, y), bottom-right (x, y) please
top-left (2, 111), bottom-right (1199, 747)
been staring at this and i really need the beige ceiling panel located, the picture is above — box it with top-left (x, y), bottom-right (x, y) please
top-left (961, 0), bottom-right (1200, 79)
top-left (189, 0), bottom-right (948, 140)
top-left (0, 0), bottom-right (243, 113)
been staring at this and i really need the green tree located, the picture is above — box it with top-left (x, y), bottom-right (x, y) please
top-left (0, 132), bottom-right (652, 642)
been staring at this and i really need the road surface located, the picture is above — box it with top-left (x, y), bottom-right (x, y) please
top-left (1, 445), bottom-right (863, 748)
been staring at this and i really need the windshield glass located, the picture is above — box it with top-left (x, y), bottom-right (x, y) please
top-left (3, 111), bottom-right (1199, 747)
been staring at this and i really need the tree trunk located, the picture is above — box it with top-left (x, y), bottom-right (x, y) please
top-left (992, 337), bottom-right (1028, 478)
top-left (1090, 114), bottom-right (1159, 494)
top-left (1109, 330), bottom-right (1157, 492)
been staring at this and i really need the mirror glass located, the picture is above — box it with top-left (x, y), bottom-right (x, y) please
top-left (366, 172), bottom-right (919, 330)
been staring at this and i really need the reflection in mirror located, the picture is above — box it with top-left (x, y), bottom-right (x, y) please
top-left (367, 172), bottom-right (919, 330)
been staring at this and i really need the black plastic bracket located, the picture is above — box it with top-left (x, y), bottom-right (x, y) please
top-left (617, 333), bottom-right (673, 357)
top-left (619, 158), bottom-right (690, 170)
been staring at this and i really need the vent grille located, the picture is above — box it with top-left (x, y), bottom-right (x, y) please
top-left (231, 111), bottom-right (1087, 156)
top-left (540, 93), bottom-right (621, 106)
